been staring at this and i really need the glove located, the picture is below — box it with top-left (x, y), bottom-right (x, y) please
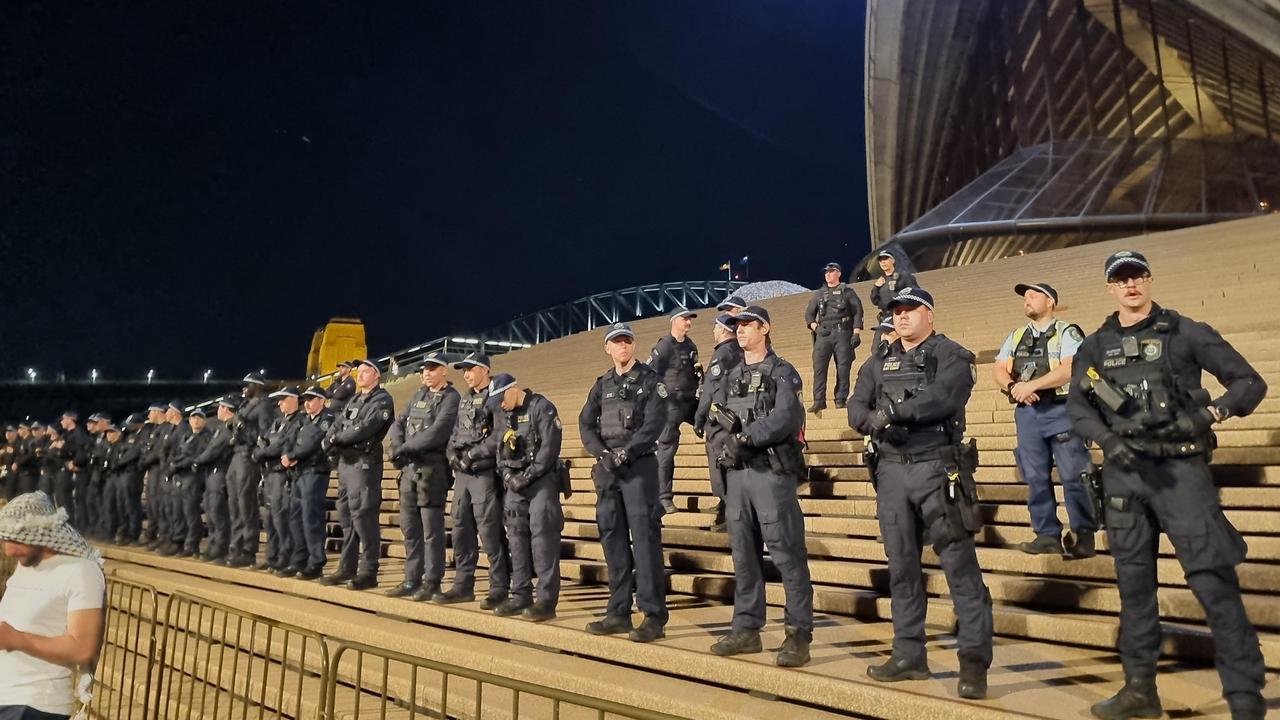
top-left (723, 432), bottom-right (750, 466)
top-left (868, 402), bottom-right (898, 433)
top-left (692, 424), bottom-right (705, 440)
top-left (612, 448), bottom-right (631, 466)
top-left (320, 437), bottom-right (333, 453)
top-left (597, 453), bottom-right (619, 474)
top-left (447, 450), bottom-right (466, 473)
top-left (1101, 435), bottom-right (1138, 471)
top-left (505, 471), bottom-right (532, 493)
top-left (390, 450), bottom-right (409, 470)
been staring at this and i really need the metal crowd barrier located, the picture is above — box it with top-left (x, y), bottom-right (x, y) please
top-left (89, 576), bottom-right (159, 720)
top-left (150, 591), bottom-right (330, 720)
top-left (325, 640), bottom-right (689, 720)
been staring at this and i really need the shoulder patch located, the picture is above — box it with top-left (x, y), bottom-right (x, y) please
top-left (970, 363), bottom-right (978, 383)
top-left (1066, 325), bottom-right (1085, 342)
top-left (710, 365), bottom-right (721, 377)
top-left (381, 410), bottom-right (390, 420)
top-left (554, 416), bottom-right (563, 430)
top-left (656, 383), bottom-right (668, 399)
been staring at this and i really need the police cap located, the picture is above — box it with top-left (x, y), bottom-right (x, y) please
top-left (1013, 282), bottom-right (1059, 304)
top-left (604, 323), bottom-right (635, 342)
top-left (486, 373), bottom-right (518, 410)
top-left (452, 352), bottom-right (491, 371)
top-left (716, 295), bottom-right (747, 311)
top-left (1104, 250), bottom-right (1150, 280)
top-left (886, 287), bottom-right (935, 311)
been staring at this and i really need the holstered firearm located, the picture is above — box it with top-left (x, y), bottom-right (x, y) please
top-left (863, 439), bottom-right (879, 493)
top-left (1081, 462), bottom-right (1104, 529)
top-left (933, 439), bottom-right (982, 553)
top-left (708, 403), bottom-right (743, 469)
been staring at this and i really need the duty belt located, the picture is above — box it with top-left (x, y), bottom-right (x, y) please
top-left (878, 446), bottom-right (953, 464)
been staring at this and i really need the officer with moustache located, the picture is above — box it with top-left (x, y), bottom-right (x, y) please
top-left (440, 352), bottom-right (511, 608)
top-left (387, 352), bottom-right (460, 601)
top-left (328, 360), bottom-right (357, 414)
top-left (1068, 251), bottom-right (1267, 720)
top-left (489, 373), bottom-right (565, 621)
top-left (320, 359), bottom-right (396, 591)
top-left (578, 322), bottom-right (668, 643)
top-left (848, 287), bottom-right (992, 700)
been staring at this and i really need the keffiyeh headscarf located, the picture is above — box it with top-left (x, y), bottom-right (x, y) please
top-left (0, 492), bottom-right (101, 562)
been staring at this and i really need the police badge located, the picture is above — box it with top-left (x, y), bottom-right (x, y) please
top-left (656, 383), bottom-right (669, 399)
top-left (1140, 339), bottom-right (1162, 361)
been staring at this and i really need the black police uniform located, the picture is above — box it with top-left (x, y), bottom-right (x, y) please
top-left (40, 434), bottom-right (71, 519)
top-left (158, 419), bottom-right (190, 548)
top-left (1068, 304), bottom-right (1267, 714)
top-left (227, 393), bottom-right (277, 564)
top-left (168, 422), bottom-right (211, 556)
top-left (256, 409), bottom-right (306, 570)
top-left (389, 382), bottom-right (460, 596)
top-left (869, 268), bottom-right (918, 322)
top-left (83, 428), bottom-right (110, 538)
top-left (61, 425), bottom-right (92, 534)
top-left (110, 426), bottom-right (146, 543)
top-left (445, 386), bottom-right (511, 603)
top-left (285, 406), bottom-right (335, 576)
top-left (329, 374), bottom-right (357, 414)
top-left (578, 361), bottom-right (669, 629)
top-left (693, 336), bottom-right (744, 524)
top-left (101, 433), bottom-right (127, 540)
top-left (805, 282), bottom-right (864, 407)
top-left (14, 434), bottom-right (40, 496)
top-left (712, 348), bottom-right (814, 651)
top-left (649, 333), bottom-right (700, 509)
top-left (323, 385), bottom-right (396, 585)
top-left (139, 421), bottom-right (170, 544)
top-left (848, 331), bottom-right (993, 677)
top-left (192, 418), bottom-right (234, 559)
top-left (494, 390), bottom-right (564, 613)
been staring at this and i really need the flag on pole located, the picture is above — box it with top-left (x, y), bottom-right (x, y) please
top-left (719, 261), bottom-right (731, 270)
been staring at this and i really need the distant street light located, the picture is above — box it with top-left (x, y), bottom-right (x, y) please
top-left (90, 369), bottom-right (99, 384)
top-left (26, 368), bottom-right (37, 383)
top-left (146, 369), bottom-right (155, 385)
top-left (203, 369), bottom-right (213, 383)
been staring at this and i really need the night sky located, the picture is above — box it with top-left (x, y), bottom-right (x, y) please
top-left (1, 0), bottom-right (868, 382)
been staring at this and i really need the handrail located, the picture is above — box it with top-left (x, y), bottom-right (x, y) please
top-left (325, 639), bottom-right (691, 720)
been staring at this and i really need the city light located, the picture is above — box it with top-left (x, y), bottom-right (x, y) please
top-left (203, 369), bottom-right (213, 383)
top-left (146, 369), bottom-right (155, 384)
top-left (26, 368), bottom-right (37, 383)
top-left (90, 368), bottom-right (98, 383)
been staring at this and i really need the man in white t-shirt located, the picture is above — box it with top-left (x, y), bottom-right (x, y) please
top-left (0, 492), bottom-right (105, 720)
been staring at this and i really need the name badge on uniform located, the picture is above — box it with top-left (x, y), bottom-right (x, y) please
top-left (882, 359), bottom-right (901, 371)
top-left (415, 401), bottom-right (427, 408)
top-left (518, 415), bottom-right (530, 423)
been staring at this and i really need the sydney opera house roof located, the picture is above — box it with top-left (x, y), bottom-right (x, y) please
top-left (861, 0), bottom-right (1280, 276)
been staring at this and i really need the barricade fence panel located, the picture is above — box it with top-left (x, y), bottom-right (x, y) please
top-left (87, 576), bottom-right (158, 720)
top-left (325, 641), bottom-right (689, 720)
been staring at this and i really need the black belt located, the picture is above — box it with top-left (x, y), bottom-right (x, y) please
top-left (878, 446), bottom-right (953, 464)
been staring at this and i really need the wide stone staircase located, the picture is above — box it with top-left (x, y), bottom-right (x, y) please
top-left (99, 215), bottom-right (1280, 718)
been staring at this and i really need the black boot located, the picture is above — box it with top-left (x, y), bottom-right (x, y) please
top-left (494, 596), bottom-right (533, 617)
top-left (807, 401), bottom-right (826, 415)
top-left (317, 570), bottom-right (353, 586)
top-left (628, 616), bottom-right (665, 643)
top-left (384, 581), bottom-right (420, 599)
top-left (710, 501), bottom-right (727, 533)
top-left (710, 628), bottom-right (762, 656)
top-left (479, 592), bottom-right (508, 611)
top-left (585, 614), bottom-right (632, 636)
top-left (1064, 531), bottom-right (1096, 560)
top-left (433, 586), bottom-right (475, 605)
top-left (867, 655), bottom-right (930, 683)
top-left (1018, 533), bottom-right (1064, 555)
top-left (522, 600), bottom-right (557, 622)
top-left (411, 581), bottom-right (442, 603)
top-left (775, 626), bottom-right (811, 668)
top-left (1090, 676), bottom-right (1162, 720)
top-left (1226, 692), bottom-right (1266, 720)
top-left (957, 657), bottom-right (987, 699)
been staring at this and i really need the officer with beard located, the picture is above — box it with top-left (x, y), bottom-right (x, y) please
top-left (320, 359), bottom-right (395, 591)
top-left (1068, 251), bottom-right (1267, 720)
top-left (649, 308), bottom-right (701, 516)
top-left (329, 360), bottom-right (357, 414)
top-left (387, 352), bottom-right (460, 601)
top-left (226, 372), bottom-right (277, 568)
top-left (578, 322), bottom-right (668, 643)
top-left (440, 352), bottom-right (510, 608)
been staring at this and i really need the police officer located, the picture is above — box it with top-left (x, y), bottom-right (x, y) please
top-left (11, 422), bottom-right (38, 496)
top-left (282, 386), bottom-right (335, 579)
top-left (1, 426), bottom-right (17, 500)
top-left (717, 294), bottom-right (748, 313)
top-left (174, 408), bottom-right (215, 557)
top-left (848, 287), bottom-right (992, 699)
top-left (441, 352), bottom-right (511, 608)
top-left (1068, 251), bottom-right (1267, 720)
top-left (192, 398), bottom-right (236, 561)
top-left (693, 313), bottom-right (744, 533)
top-left (226, 372), bottom-right (277, 568)
top-left (650, 307), bottom-right (701, 516)
top-left (155, 402), bottom-right (190, 553)
top-left (706, 306), bottom-right (814, 667)
top-left (320, 358), bottom-right (395, 591)
top-left (257, 387), bottom-right (306, 574)
top-left (578, 322), bottom-right (669, 643)
top-left (993, 282), bottom-right (1097, 558)
top-left (868, 249), bottom-right (917, 323)
top-left (100, 421), bottom-right (125, 538)
top-left (488, 373), bottom-right (565, 621)
top-left (138, 404), bottom-right (169, 548)
top-left (387, 352), bottom-right (460, 601)
top-left (59, 412), bottom-right (93, 534)
top-left (84, 413), bottom-right (114, 539)
top-left (329, 360), bottom-right (357, 414)
top-left (37, 423), bottom-right (65, 514)
top-left (805, 261), bottom-right (865, 413)
top-left (112, 413), bottom-right (147, 545)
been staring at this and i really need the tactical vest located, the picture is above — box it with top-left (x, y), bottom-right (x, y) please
top-left (298, 411), bottom-right (335, 472)
top-left (817, 285), bottom-right (854, 326)
top-left (1007, 320), bottom-right (1077, 398)
top-left (1090, 310), bottom-right (1211, 454)
top-left (232, 398), bottom-right (262, 449)
top-left (598, 368), bottom-right (646, 449)
top-left (456, 389), bottom-right (492, 445)
top-left (722, 356), bottom-right (807, 477)
top-left (879, 341), bottom-right (965, 447)
top-left (405, 386), bottom-right (449, 446)
top-left (885, 272), bottom-right (902, 296)
top-left (500, 398), bottom-right (542, 469)
top-left (660, 338), bottom-right (699, 393)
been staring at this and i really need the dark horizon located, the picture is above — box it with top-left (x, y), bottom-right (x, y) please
top-left (1, 1), bottom-right (869, 382)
